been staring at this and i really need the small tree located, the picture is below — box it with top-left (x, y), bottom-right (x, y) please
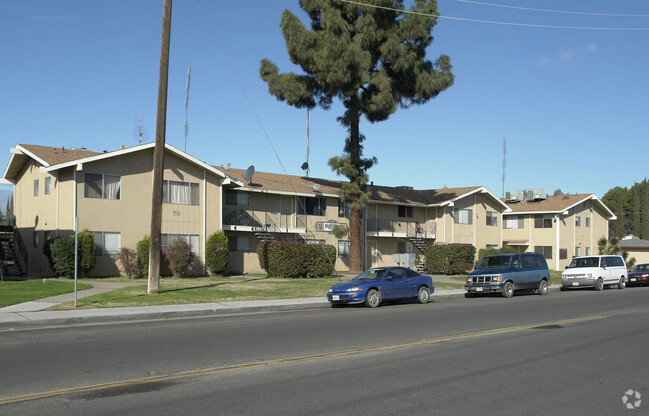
top-left (50, 237), bottom-right (76, 277)
top-left (206, 231), bottom-right (228, 275)
top-left (598, 236), bottom-right (636, 269)
top-left (163, 238), bottom-right (195, 278)
top-left (77, 229), bottom-right (97, 276)
top-left (136, 235), bottom-right (150, 277)
top-left (118, 247), bottom-right (140, 278)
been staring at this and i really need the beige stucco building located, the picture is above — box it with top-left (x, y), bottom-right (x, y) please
top-left (2, 143), bottom-right (616, 276)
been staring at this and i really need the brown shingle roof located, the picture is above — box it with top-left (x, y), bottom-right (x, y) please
top-left (504, 193), bottom-right (593, 213)
top-left (20, 144), bottom-right (100, 166)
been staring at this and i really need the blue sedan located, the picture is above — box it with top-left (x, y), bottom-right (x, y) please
top-left (327, 267), bottom-right (434, 308)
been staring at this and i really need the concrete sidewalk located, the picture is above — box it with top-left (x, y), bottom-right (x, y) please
top-left (0, 278), bottom-right (467, 329)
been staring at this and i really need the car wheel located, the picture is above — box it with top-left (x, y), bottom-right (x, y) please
top-left (594, 277), bottom-right (604, 291)
top-left (365, 289), bottom-right (381, 308)
top-left (536, 280), bottom-right (549, 295)
top-left (618, 277), bottom-right (625, 289)
top-left (417, 286), bottom-right (430, 304)
top-left (502, 282), bottom-right (514, 298)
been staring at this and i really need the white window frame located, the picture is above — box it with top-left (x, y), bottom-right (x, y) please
top-left (163, 180), bottom-right (199, 206)
top-left (454, 208), bottom-right (472, 225)
top-left (85, 173), bottom-right (121, 200)
top-left (338, 240), bottom-right (350, 258)
top-left (93, 231), bottom-right (121, 256)
top-left (486, 211), bottom-right (498, 227)
top-left (503, 216), bottom-right (524, 229)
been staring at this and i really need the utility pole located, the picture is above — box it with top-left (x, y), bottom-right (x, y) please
top-left (148, 0), bottom-right (172, 295)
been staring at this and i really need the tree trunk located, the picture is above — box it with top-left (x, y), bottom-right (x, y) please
top-left (349, 100), bottom-right (363, 273)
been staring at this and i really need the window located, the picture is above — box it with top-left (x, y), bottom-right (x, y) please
top-left (586, 217), bottom-right (591, 227)
top-left (34, 179), bottom-right (39, 196)
top-left (298, 197), bottom-right (326, 216)
top-left (486, 244), bottom-right (498, 250)
top-left (503, 216), bottom-right (524, 229)
top-left (338, 201), bottom-right (350, 218)
top-left (163, 180), bottom-right (199, 205)
top-left (93, 231), bottom-right (121, 255)
top-left (44, 177), bottom-right (52, 195)
top-left (397, 242), bottom-right (407, 254)
top-left (85, 173), bottom-right (121, 200)
top-left (338, 240), bottom-right (350, 257)
top-left (486, 211), bottom-right (498, 227)
top-left (575, 216), bottom-right (581, 227)
top-left (575, 246), bottom-right (581, 257)
top-left (454, 208), bottom-right (472, 225)
top-left (534, 245), bottom-right (553, 260)
top-left (224, 190), bottom-right (249, 206)
top-left (304, 239), bottom-right (325, 245)
top-left (398, 206), bottom-right (413, 218)
top-left (161, 233), bottom-right (200, 256)
top-left (534, 215), bottom-right (553, 228)
top-left (586, 247), bottom-right (591, 256)
top-left (228, 236), bottom-right (249, 252)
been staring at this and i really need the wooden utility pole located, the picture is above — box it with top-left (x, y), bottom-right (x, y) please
top-left (148, 0), bottom-right (172, 295)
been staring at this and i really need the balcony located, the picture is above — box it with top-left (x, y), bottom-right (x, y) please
top-left (222, 209), bottom-right (305, 234)
top-left (366, 219), bottom-right (436, 239)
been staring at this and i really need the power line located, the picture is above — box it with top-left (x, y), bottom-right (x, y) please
top-left (338, 0), bottom-right (649, 31)
top-left (456, 0), bottom-right (649, 18)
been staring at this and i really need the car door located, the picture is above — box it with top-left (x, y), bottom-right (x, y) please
top-left (382, 268), bottom-right (409, 299)
top-left (508, 254), bottom-right (526, 289)
top-left (521, 254), bottom-right (541, 288)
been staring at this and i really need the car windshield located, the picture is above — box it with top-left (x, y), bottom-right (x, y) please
top-left (631, 264), bottom-right (649, 272)
top-left (567, 257), bottom-right (600, 268)
top-left (477, 256), bottom-right (511, 269)
top-left (353, 269), bottom-right (386, 281)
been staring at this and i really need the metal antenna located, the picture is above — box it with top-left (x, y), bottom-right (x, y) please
top-left (502, 137), bottom-right (506, 198)
top-left (305, 108), bottom-right (310, 177)
top-left (184, 64), bottom-right (191, 152)
top-left (138, 114), bottom-right (143, 144)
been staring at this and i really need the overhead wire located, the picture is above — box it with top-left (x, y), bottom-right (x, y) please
top-left (195, 0), bottom-right (342, 278)
top-left (456, 0), bottom-right (649, 18)
top-left (338, 0), bottom-right (649, 30)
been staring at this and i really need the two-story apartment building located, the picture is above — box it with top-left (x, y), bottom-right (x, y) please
top-left (502, 192), bottom-right (615, 270)
top-left (3, 143), bottom-right (616, 276)
top-left (3, 143), bottom-right (239, 276)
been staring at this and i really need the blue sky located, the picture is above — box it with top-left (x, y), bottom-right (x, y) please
top-left (1, 0), bottom-right (648, 210)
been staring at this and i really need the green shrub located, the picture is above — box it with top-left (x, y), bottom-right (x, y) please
top-left (50, 237), bottom-right (76, 277)
top-left (136, 235), bottom-right (150, 277)
top-left (477, 245), bottom-right (518, 264)
top-left (257, 241), bottom-right (337, 278)
top-left (43, 236), bottom-right (63, 272)
top-left (77, 229), bottom-right (97, 275)
top-left (206, 231), bottom-right (228, 275)
top-left (425, 244), bottom-right (476, 275)
top-left (163, 238), bottom-right (196, 278)
top-left (118, 247), bottom-right (140, 278)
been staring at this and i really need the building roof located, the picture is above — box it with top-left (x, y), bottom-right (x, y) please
top-left (619, 236), bottom-right (649, 249)
top-left (3, 143), bottom-right (237, 185)
top-left (503, 193), bottom-right (616, 220)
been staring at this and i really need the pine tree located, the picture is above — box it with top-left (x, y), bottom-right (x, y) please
top-left (260, 0), bottom-right (453, 271)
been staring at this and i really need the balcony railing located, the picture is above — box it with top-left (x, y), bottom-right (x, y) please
top-left (223, 209), bottom-right (300, 233)
top-left (366, 219), bottom-right (435, 238)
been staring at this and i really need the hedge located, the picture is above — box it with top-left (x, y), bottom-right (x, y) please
top-left (256, 241), bottom-right (336, 278)
top-left (425, 243), bottom-right (476, 275)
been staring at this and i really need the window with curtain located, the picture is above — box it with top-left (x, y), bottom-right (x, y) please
top-left (93, 231), bottom-right (121, 255)
top-left (503, 216), bottom-right (524, 229)
top-left (454, 208), bottom-right (472, 225)
top-left (163, 180), bottom-right (199, 205)
top-left (486, 211), bottom-right (498, 227)
top-left (85, 173), bottom-right (121, 200)
top-left (161, 233), bottom-right (200, 256)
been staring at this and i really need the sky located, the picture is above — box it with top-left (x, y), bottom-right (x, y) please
top-left (1, 0), bottom-right (648, 211)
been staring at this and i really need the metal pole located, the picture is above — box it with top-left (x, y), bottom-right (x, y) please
top-left (148, 0), bottom-right (172, 295)
top-left (74, 217), bottom-right (78, 308)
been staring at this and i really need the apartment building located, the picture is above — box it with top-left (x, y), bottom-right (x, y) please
top-left (3, 143), bottom-right (615, 276)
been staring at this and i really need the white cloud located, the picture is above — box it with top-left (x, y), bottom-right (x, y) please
top-left (538, 43), bottom-right (599, 68)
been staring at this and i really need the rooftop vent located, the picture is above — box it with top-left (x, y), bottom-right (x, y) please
top-left (526, 189), bottom-right (547, 201)
top-left (396, 186), bottom-right (413, 190)
top-left (505, 190), bottom-right (525, 202)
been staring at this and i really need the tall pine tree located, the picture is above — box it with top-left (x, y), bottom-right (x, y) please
top-left (260, 0), bottom-right (453, 271)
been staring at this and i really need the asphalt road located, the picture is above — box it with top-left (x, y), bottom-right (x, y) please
top-left (1, 286), bottom-right (648, 415)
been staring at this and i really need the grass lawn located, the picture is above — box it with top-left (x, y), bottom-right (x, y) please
top-left (51, 277), bottom-right (465, 309)
top-left (0, 280), bottom-right (93, 308)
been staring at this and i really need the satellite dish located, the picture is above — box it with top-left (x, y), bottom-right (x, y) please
top-left (301, 162), bottom-right (309, 171)
top-left (312, 184), bottom-right (320, 192)
top-left (224, 162), bottom-right (231, 172)
top-left (244, 165), bottom-right (255, 182)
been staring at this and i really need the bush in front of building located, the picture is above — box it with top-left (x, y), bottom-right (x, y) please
top-left (206, 231), bottom-right (228, 275)
top-left (46, 229), bottom-right (97, 277)
top-left (163, 238), bottom-right (196, 278)
top-left (256, 241), bottom-right (336, 278)
top-left (136, 235), bottom-right (150, 277)
top-left (118, 247), bottom-right (140, 278)
top-left (78, 229), bottom-right (97, 275)
top-left (425, 243), bottom-right (476, 275)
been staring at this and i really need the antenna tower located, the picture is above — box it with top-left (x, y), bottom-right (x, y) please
top-left (184, 65), bottom-right (191, 152)
top-left (305, 108), bottom-right (310, 177)
top-left (138, 114), bottom-right (144, 144)
top-left (502, 137), bottom-right (506, 198)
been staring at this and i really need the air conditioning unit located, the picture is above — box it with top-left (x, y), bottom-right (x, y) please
top-left (526, 189), bottom-right (547, 201)
top-left (506, 190), bottom-right (524, 202)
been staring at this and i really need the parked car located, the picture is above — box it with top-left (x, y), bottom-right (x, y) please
top-left (627, 263), bottom-right (649, 287)
top-left (327, 267), bottom-right (434, 308)
top-left (561, 255), bottom-right (627, 291)
top-left (465, 253), bottom-right (550, 298)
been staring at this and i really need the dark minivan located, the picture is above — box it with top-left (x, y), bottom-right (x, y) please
top-left (465, 253), bottom-right (550, 298)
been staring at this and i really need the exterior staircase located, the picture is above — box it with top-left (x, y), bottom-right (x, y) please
top-left (409, 236), bottom-right (429, 273)
top-left (0, 227), bottom-right (27, 277)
